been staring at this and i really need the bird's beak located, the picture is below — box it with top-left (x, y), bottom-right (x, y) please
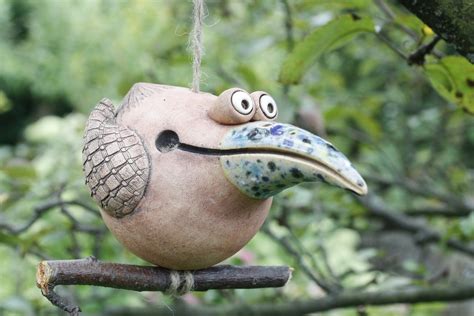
top-left (219, 121), bottom-right (367, 199)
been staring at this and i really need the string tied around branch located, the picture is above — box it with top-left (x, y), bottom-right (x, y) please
top-left (165, 270), bottom-right (195, 296)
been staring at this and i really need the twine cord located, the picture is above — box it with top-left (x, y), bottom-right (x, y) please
top-left (165, 270), bottom-right (195, 296)
top-left (190, 0), bottom-right (204, 93)
top-left (166, 1), bottom-right (202, 295)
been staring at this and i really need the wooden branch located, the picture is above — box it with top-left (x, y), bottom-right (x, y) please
top-left (405, 206), bottom-right (471, 218)
top-left (358, 194), bottom-right (474, 257)
top-left (365, 175), bottom-right (473, 213)
top-left (0, 198), bottom-right (100, 235)
top-left (100, 283), bottom-right (474, 315)
top-left (408, 35), bottom-right (441, 65)
top-left (397, 0), bottom-right (474, 62)
top-left (262, 226), bottom-right (339, 294)
top-left (36, 257), bottom-right (292, 315)
top-left (279, 0), bottom-right (294, 51)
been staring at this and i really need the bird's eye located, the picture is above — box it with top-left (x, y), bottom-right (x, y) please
top-left (208, 88), bottom-right (255, 124)
top-left (231, 90), bottom-right (254, 115)
top-left (259, 94), bottom-right (277, 119)
top-left (250, 91), bottom-right (278, 121)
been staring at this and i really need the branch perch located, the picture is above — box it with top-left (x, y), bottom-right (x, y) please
top-left (36, 257), bottom-right (292, 315)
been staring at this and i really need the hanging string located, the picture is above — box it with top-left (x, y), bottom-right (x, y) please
top-left (190, 0), bottom-right (204, 93)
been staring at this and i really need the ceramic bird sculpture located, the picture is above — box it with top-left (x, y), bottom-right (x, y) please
top-left (82, 83), bottom-right (367, 270)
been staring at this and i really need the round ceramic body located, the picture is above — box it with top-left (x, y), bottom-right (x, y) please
top-left (100, 84), bottom-right (271, 269)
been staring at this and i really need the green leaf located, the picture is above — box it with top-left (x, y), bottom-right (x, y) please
top-left (279, 15), bottom-right (374, 84)
top-left (0, 90), bottom-right (11, 114)
top-left (0, 165), bottom-right (36, 179)
top-left (296, 0), bottom-right (371, 10)
top-left (235, 64), bottom-right (259, 88)
top-left (0, 231), bottom-right (22, 247)
top-left (424, 56), bottom-right (474, 114)
top-left (459, 213), bottom-right (474, 240)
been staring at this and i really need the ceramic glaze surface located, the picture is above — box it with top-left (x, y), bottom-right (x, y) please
top-left (220, 122), bottom-right (367, 198)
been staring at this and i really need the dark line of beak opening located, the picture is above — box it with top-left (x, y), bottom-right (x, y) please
top-left (155, 129), bottom-right (310, 158)
top-left (155, 130), bottom-right (257, 156)
top-left (172, 142), bottom-right (326, 175)
top-left (177, 143), bottom-right (263, 156)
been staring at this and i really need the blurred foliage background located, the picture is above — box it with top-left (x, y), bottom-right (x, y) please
top-left (0, 0), bottom-right (473, 315)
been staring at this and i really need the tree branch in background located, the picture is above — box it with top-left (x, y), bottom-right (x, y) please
top-left (404, 206), bottom-right (472, 218)
top-left (262, 225), bottom-right (339, 294)
top-left (279, 0), bottom-right (295, 95)
top-left (408, 35), bottom-right (441, 65)
top-left (374, 0), bottom-right (419, 40)
top-left (279, 0), bottom-right (294, 51)
top-left (366, 175), bottom-right (473, 214)
top-left (0, 198), bottom-right (100, 235)
top-left (375, 32), bottom-right (408, 60)
top-left (358, 194), bottom-right (474, 257)
top-left (36, 258), bottom-right (292, 316)
top-left (397, 0), bottom-right (474, 62)
top-left (100, 283), bottom-right (474, 316)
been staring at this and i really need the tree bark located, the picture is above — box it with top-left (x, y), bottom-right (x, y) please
top-left (398, 0), bottom-right (474, 63)
top-left (36, 258), bottom-right (292, 315)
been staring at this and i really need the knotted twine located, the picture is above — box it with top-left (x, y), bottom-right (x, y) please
top-left (165, 270), bottom-right (195, 296)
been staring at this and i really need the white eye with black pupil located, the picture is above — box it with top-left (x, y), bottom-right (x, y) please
top-left (231, 91), bottom-right (254, 115)
top-left (259, 94), bottom-right (277, 118)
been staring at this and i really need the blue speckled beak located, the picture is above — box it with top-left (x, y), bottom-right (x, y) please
top-left (219, 121), bottom-right (368, 199)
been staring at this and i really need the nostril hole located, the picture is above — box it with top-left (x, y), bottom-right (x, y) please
top-left (156, 130), bottom-right (180, 153)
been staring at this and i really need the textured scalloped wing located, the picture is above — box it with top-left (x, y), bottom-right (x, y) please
top-left (82, 99), bottom-right (150, 218)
